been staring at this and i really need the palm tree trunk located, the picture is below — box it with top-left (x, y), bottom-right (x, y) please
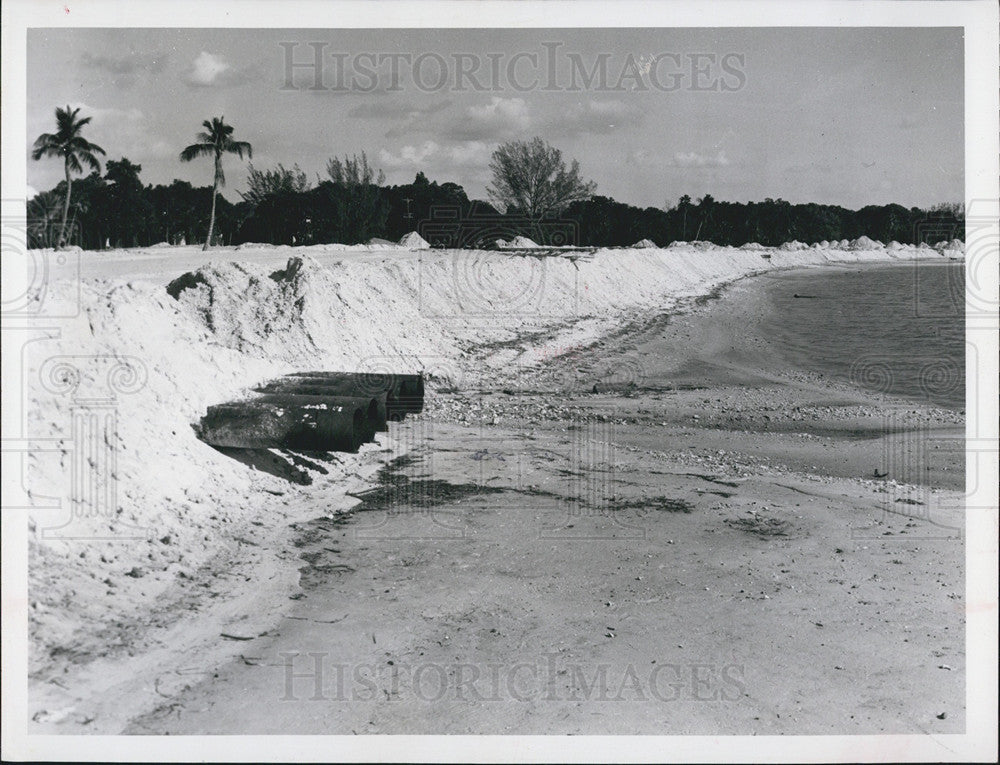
top-left (58, 159), bottom-right (72, 248)
top-left (204, 155), bottom-right (220, 251)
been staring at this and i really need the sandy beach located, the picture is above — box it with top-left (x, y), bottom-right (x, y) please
top-left (25, 251), bottom-right (965, 735)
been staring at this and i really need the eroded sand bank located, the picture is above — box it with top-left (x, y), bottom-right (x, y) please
top-left (27, 251), bottom-right (964, 734)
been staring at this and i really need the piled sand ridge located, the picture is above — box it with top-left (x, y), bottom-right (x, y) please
top-left (23, 240), bottom-right (963, 727)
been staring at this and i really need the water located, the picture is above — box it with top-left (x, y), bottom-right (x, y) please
top-left (760, 263), bottom-right (965, 409)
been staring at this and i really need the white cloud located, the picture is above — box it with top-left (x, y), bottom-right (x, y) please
top-left (446, 141), bottom-right (492, 166)
top-left (443, 97), bottom-right (531, 140)
top-left (379, 141), bottom-right (441, 168)
top-left (187, 51), bottom-right (231, 87)
top-left (27, 185), bottom-right (39, 200)
top-left (380, 140), bottom-right (494, 170)
top-left (467, 97), bottom-right (530, 128)
top-left (669, 150), bottom-right (730, 168)
top-left (65, 102), bottom-right (144, 127)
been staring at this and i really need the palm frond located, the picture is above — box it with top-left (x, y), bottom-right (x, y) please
top-left (180, 143), bottom-right (215, 162)
top-left (225, 140), bottom-right (253, 160)
top-left (78, 150), bottom-right (103, 173)
top-left (31, 134), bottom-right (61, 160)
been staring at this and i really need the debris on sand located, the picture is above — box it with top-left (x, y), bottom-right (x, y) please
top-left (398, 231), bottom-right (430, 249)
top-left (498, 235), bottom-right (540, 248)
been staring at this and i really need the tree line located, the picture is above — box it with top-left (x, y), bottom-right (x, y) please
top-left (29, 106), bottom-right (964, 250)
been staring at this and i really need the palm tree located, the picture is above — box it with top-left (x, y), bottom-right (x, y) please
top-left (31, 106), bottom-right (106, 248)
top-left (180, 116), bottom-right (252, 250)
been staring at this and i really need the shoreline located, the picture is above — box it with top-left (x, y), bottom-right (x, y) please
top-left (26, 247), bottom-right (966, 733)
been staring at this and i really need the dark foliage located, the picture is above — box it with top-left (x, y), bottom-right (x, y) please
top-left (28, 166), bottom-right (964, 250)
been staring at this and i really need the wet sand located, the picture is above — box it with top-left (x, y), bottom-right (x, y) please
top-left (103, 267), bottom-right (966, 735)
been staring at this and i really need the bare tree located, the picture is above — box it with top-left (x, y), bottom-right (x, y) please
top-left (240, 163), bottom-right (311, 209)
top-left (487, 137), bottom-right (596, 221)
top-left (325, 152), bottom-right (388, 243)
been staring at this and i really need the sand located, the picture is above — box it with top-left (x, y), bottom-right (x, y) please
top-left (22, 241), bottom-right (965, 733)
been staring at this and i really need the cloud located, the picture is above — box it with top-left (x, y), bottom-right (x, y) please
top-left (349, 99), bottom-right (451, 120)
top-left (446, 141), bottom-right (493, 166)
top-left (625, 148), bottom-right (731, 170)
top-left (27, 185), bottom-right (39, 200)
top-left (59, 102), bottom-right (174, 161)
top-left (668, 150), bottom-right (730, 168)
top-left (379, 141), bottom-right (441, 168)
top-left (184, 51), bottom-right (257, 88)
top-left (80, 51), bottom-right (168, 88)
top-left (547, 99), bottom-right (640, 136)
top-left (187, 51), bottom-right (229, 86)
top-left (80, 51), bottom-right (169, 82)
top-left (352, 98), bottom-right (455, 139)
top-left (379, 140), bottom-right (493, 170)
top-left (65, 102), bottom-right (144, 128)
top-left (440, 97), bottom-right (531, 141)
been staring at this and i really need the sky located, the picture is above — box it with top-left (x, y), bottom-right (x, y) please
top-left (26, 27), bottom-right (963, 210)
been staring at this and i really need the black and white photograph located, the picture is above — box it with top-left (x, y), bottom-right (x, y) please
top-left (1, 1), bottom-right (997, 761)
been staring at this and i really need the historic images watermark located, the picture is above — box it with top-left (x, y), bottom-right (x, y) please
top-left (279, 42), bottom-right (747, 94)
top-left (279, 652), bottom-right (746, 704)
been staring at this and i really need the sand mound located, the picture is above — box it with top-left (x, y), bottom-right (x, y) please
top-left (849, 236), bottom-right (883, 250)
top-left (935, 238), bottom-right (964, 253)
top-left (632, 239), bottom-right (657, 249)
top-left (779, 240), bottom-right (809, 251)
top-left (398, 231), bottom-right (430, 249)
top-left (739, 242), bottom-right (768, 251)
top-left (368, 237), bottom-right (398, 247)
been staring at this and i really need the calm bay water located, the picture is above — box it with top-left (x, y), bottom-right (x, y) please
top-left (761, 263), bottom-right (965, 409)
